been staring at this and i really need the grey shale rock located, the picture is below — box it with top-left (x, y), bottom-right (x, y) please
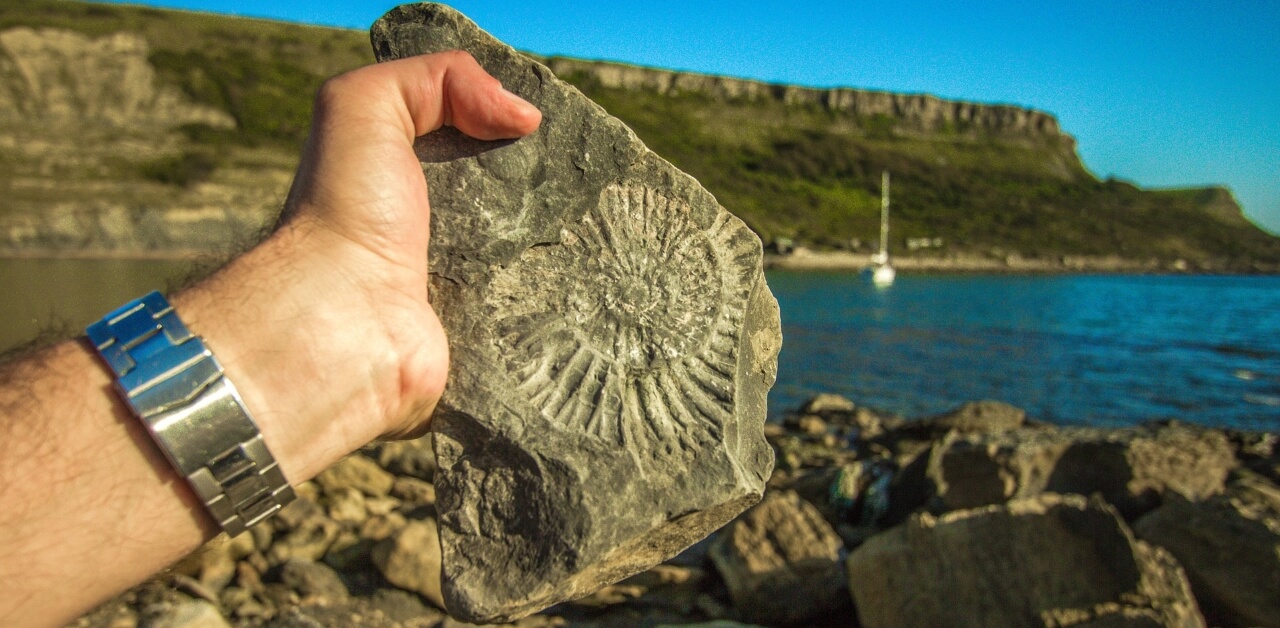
top-left (371, 4), bottom-right (780, 622)
top-left (923, 399), bottom-right (1026, 434)
top-left (929, 423), bottom-right (1236, 518)
top-left (315, 455), bottom-right (396, 498)
top-left (848, 493), bottom-right (1205, 628)
top-left (372, 518), bottom-right (446, 610)
top-left (709, 490), bottom-right (850, 625)
top-left (139, 598), bottom-right (231, 628)
top-left (1135, 472), bottom-right (1280, 628)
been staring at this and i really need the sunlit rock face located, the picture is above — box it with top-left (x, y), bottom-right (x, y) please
top-left (371, 3), bottom-right (781, 623)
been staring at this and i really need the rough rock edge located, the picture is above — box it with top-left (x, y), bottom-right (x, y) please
top-left (370, 4), bottom-right (777, 622)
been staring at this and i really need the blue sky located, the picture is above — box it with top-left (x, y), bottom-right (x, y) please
top-left (95, 0), bottom-right (1280, 234)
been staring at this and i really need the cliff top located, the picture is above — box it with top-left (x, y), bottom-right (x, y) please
top-left (0, 0), bottom-right (1275, 269)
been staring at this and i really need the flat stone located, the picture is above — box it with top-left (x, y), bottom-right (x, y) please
top-left (1134, 471), bottom-right (1280, 628)
top-left (708, 490), bottom-right (850, 625)
top-left (800, 393), bottom-right (856, 414)
top-left (847, 493), bottom-right (1205, 628)
top-left (371, 4), bottom-right (779, 623)
top-left (390, 476), bottom-right (436, 505)
top-left (923, 400), bottom-right (1026, 433)
top-left (371, 518), bottom-right (445, 610)
top-left (374, 435), bottom-right (437, 481)
top-left (323, 487), bottom-right (369, 527)
top-left (268, 516), bottom-right (340, 564)
top-left (928, 423), bottom-right (1236, 518)
top-left (315, 455), bottom-right (395, 498)
top-left (278, 559), bottom-right (349, 604)
top-left (139, 599), bottom-right (230, 628)
top-left (261, 602), bottom-right (400, 628)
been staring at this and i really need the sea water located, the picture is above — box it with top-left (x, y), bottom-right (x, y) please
top-left (767, 271), bottom-right (1280, 431)
top-left (3, 260), bottom-right (1278, 431)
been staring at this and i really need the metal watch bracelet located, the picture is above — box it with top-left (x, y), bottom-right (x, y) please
top-left (86, 291), bottom-right (295, 537)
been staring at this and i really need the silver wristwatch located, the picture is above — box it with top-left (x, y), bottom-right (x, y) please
top-left (86, 291), bottom-right (294, 536)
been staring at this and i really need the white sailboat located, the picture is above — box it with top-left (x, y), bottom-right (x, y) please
top-left (867, 170), bottom-right (896, 286)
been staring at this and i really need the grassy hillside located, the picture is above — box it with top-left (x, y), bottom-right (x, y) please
top-left (2, 0), bottom-right (1278, 269)
top-left (562, 68), bottom-right (1280, 267)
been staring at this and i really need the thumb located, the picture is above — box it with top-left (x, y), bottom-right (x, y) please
top-left (384, 49), bottom-right (543, 142)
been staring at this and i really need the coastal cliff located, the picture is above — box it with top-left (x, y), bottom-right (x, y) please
top-left (543, 57), bottom-right (1067, 141)
top-left (0, 0), bottom-right (1277, 270)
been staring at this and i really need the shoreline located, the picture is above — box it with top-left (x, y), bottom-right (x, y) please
top-left (0, 249), bottom-right (228, 261)
top-left (2, 249), bottom-right (1277, 275)
top-left (764, 250), bottom-right (1280, 275)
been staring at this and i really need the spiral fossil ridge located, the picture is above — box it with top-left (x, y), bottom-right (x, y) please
top-left (489, 183), bottom-right (759, 458)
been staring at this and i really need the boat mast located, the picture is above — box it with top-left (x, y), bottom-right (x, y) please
top-left (879, 170), bottom-right (890, 260)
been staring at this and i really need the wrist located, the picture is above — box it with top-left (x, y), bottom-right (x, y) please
top-left (171, 220), bottom-right (408, 483)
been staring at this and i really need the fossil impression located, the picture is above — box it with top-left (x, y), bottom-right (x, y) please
top-left (372, 4), bottom-right (781, 622)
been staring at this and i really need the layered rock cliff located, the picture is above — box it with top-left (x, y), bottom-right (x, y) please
top-left (542, 57), bottom-right (1066, 141)
top-left (0, 0), bottom-right (1276, 269)
top-left (0, 27), bottom-right (233, 130)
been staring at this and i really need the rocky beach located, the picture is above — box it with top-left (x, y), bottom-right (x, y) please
top-left (2, 3), bottom-right (1277, 627)
top-left (70, 394), bottom-right (1280, 627)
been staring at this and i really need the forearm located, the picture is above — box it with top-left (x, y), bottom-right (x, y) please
top-left (0, 223), bottom-right (394, 626)
top-left (0, 49), bottom-right (536, 626)
top-left (0, 338), bottom-right (210, 626)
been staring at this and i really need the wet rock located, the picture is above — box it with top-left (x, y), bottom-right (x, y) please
top-left (371, 518), bottom-right (445, 609)
top-left (708, 491), bottom-right (850, 625)
top-left (279, 559), bottom-right (349, 604)
top-left (372, 3), bottom-right (779, 622)
top-left (1134, 471), bottom-right (1280, 627)
top-left (315, 455), bottom-right (395, 498)
top-left (847, 493), bottom-right (1204, 628)
top-left (929, 423), bottom-right (1236, 518)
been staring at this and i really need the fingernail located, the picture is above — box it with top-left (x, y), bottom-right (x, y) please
top-left (501, 87), bottom-right (536, 110)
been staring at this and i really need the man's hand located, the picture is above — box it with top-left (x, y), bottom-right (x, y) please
top-left (0, 51), bottom-right (540, 626)
top-left (176, 51), bottom-right (541, 481)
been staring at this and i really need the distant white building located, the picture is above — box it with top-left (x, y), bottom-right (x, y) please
top-left (906, 237), bottom-right (944, 251)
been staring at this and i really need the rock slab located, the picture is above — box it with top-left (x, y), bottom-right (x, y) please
top-left (929, 423), bottom-right (1235, 518)
top-left (708, 490), bottom-right (850, 625)
top-left (371, 4), bottom-right (780, 622)
top-left (1135, 473), bottom-right (1280, 628)
top-left (847, 493), bottom-right (1204, 628)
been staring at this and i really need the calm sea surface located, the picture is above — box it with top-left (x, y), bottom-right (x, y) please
top-left (0, 258), bottom-right (200, 353)
top-left (767, 271), bottom-right (1280, 431)
top-left (3, 260), bottom-right (1277, 432)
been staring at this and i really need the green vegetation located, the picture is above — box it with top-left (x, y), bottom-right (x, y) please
top-left (137, 149), bottom-right (219, 187)
top-left (0, 0), bottom-right (372, 151)
top-left (571, 77), bottom-right (1280, 265)
top-left (3, 0), bottom-right (1278, 268)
